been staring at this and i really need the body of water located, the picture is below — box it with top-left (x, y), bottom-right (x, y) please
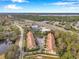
top-left (0, 39), bottom-right (12, 54)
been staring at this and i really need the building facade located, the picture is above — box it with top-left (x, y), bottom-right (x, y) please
top-left (26, 31), bottom-right (37, 50)
top-left (45, 32), bottom-right (56, 54)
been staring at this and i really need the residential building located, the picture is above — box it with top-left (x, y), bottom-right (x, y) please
top-left (26, 31), bottom-right (37, 50)
top-left (45, 32), bottom-right (56, 54)
top-left (40, 27), bottom-right (51, 32)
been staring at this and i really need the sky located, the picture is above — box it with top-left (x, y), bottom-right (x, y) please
top-left (0, 0), bottom-right (79, 13)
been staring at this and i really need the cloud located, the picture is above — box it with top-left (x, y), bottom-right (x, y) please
top-left (46, 1), bottom-right (79, 12)
top-left (49, 2), bottom-right (71, 6)
top-left (48, 1), bottom-right (79, 7)
top-left (0, 0), bottom-right (29, 3)
top-left (11, 0), bottom-right (29, 3)
top-left (4, 4), bottom-right (23, 10)
top-left (63, 0), bottom-right (79, 2)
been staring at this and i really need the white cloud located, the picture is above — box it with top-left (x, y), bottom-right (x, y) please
top-left (48, 2), bottom-right (79, 7)
top-left (46, 1), bottom-right (79, 13)
top-left (11, 0), bottom-right (29, 3)
top-left (63, 0), bottom-right (79, 2)
top-left (49, 2), bottom-right (72, 6)
top-left (4, 4), bottom-right (23, 10)
top-left (46, 6), bottom-right (79, 13)
top-left (0, 0), bottom-right (29, 3)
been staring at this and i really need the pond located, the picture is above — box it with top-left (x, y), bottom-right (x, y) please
top-left (0, 39), bottom-right (12, 54)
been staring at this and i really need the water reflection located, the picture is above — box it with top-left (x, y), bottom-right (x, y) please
top-left (0, 39), bottom-right (12, 54)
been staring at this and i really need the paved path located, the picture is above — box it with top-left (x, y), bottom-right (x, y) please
top-left (25, 54), bottom-right (59, 58)
top-left (14, 22), bottom-right (24, 59)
